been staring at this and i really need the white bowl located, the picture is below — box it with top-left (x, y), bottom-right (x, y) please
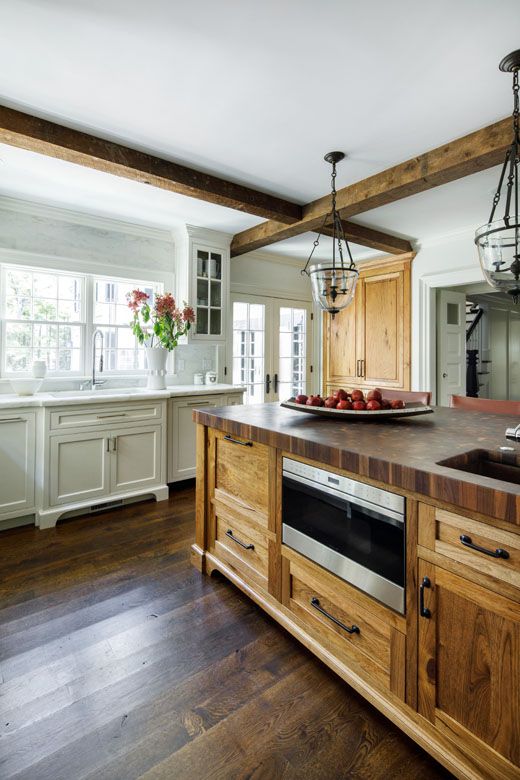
top-left (10, 378), bottom-right (43, 396)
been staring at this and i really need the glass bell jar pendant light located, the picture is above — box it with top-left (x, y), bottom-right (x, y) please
top-left (302, 152), bottom-right (359, 317)
top-left (476, 50), bottom-right (520, 302)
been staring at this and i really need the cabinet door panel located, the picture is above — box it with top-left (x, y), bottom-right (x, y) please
top-left (418, 562), bottom-right (520, 767)
top-left (0, 413), bottom-right (35, 515)
top-left (324, 293), bottom-right (359, 386)
top-left (49, 432), bottom-right (109, 505)
top-left (111, 425), bottom-right (162, 492)
top-left (362, 272), bottom-right (403, 387)
top-left (168, 396), bottom-right (225, 482)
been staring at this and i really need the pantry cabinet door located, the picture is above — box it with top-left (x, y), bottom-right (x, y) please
top-left (0, 411), bottom-right (35, 516)
top-left (110, 425), bottom-right (163, 493)
top-left (323, 289), bottom-right (360, 388)
top-left (49, 431), bottom-right (110, 506)
top-left (418, 560), bottom-right (520, 770)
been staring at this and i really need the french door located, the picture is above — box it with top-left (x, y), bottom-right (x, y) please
top-left (230, 294), bottom-right (313, 404)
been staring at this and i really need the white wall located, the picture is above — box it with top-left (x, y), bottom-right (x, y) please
top-left (231, 251), bottom-right (312, 301)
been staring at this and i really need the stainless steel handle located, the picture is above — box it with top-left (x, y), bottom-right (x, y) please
top-left (0, 417), bottom-right (23, 423)
top-left (106, 437), bottom-right (111, 453)
top-left (310, 598), bottom-right (359, 634)
top-left (112, 437), bottom-right (117, 452)
top-left (97, 413), bottom-right (128, 419)
top-left (356, 360), bottom-right (361, 378)
top-left (360, 359), bottom-right (365, 378)
top-left (186, 401), bottom-right (212, 406)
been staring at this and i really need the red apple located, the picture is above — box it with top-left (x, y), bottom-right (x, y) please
top-left (367, 388), bottom-right (383, 403)
top-left (390, 399), bottom-right (405, 410)
top-left (381, 399), bottom-right (392, 410)
top-left (295, 394), bottom-right (308, 405)
top-left (351, 389), bottom-right (364, 402)
top-left (336, 399), bottom-right (352, 410)
top-left (324, 396), bottom-right (338, 408)
top-left (352, 400), bottom-right (366, 410)
top-left (333, 388), bottom-right (349, 401)
top-left (366, 399), bottom-right (382, 411)
top-left (306, 395), bottom-right (324, 407)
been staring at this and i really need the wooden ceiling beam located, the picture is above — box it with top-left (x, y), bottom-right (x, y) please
top-left (0, 105), bottom-right (302, 224)
top-left (318, 220), bottom-right (413, 255)
top-left (230, 117), bottom-right (512, 256)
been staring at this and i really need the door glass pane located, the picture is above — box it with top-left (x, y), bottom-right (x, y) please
top-left (447, 302), bottom-right (459, 326)
top-left (278, 307), bottom-right (307, 399)
top-left (232, 301), bottom-right (265, 404)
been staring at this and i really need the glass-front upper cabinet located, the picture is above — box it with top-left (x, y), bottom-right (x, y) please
top-left (190, 241), bottom-right (228, 341)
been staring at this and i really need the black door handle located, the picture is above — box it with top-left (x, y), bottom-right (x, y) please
top-left (265, 373), bottom-right (271, 394)
top-left (459, 534), bottom-right (509, 559)
top-left (274, 373), bottom-right (279, 393)
top-left (225, 529), bottom-right (254, 550)
top-left (310, 597), bottom-right (359, 634)
top-left (420, 576), bottom-right (431, 618)
top-left (223, 434), bottom-right (253, 447)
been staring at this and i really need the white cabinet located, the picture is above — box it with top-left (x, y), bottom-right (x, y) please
top-left (168, 392), bottom-right (243, 482)
top-left (175, 225), bottom-right (231, 344)
top-left (49, 430), bottom-right (109, 506)
top-left (39, 400), bottom-right (168, 529)
top-left (110, 425), bottom-right (163, 493)
top-left (0, 411), bottom-right (36, 520)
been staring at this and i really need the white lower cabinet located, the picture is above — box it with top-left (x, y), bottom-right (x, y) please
top-left (49, 430), bottom-right (110, 506)
top-left (168, 392), bottom-right (243, 482)
top-left (39, 400), bottom-right (168, 529)
top-left (110, 425), bottom-right (162, 493)
top-left (0, 410), bottom-right (36, 520)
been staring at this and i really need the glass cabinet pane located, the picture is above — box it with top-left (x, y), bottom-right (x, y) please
top-left (197, 251), bottom-right (209, 278)
top-left (210, 309), bottom-right (221, 335)
top-left (196, 307), bottom-right (208, 334)
top-left (210, 280), bottom-right (221, 307)
top-left (210, 253), bottom-right (222, 280)
top-left (197, 278), bottom-right (209, 307)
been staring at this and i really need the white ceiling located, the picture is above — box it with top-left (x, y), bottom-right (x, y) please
top-left (0, 0), bottom-right (519, 258)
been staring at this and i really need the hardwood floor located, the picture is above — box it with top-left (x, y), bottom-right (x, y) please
top-left (0, 485), bottom-right (453, 780)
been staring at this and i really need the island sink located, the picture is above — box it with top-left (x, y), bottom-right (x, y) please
top-left (437, 447), bottom-right (520, 485)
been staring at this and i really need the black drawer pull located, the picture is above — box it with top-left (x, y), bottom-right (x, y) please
top-left (225, 529), bottom-right (254, 550)
top-left (459, 534), bottom-right (509, 559)
top-left (420, 576), bottom-right (431, 618)
top-left (310, 597), bottom-right (359, 634)
top-left (223, 434), bottom-right (253, 447)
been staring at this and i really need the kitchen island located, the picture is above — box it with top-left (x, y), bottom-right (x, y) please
top-left (193, 403), bottom-right (520, 780)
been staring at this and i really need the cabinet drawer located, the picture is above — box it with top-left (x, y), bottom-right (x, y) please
top-left (212, 429), bottom-right (270, 519)
top-left (283, 549), bottom-right (405, 696)
top-left (49, 402), bottom-right (163, 432)
top-left (420, 506), bottom-right (520, 593)
top-left (213, 508), bottom-right (269, 591)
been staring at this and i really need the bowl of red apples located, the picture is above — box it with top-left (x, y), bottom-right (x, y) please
top-left (281, 388), bottom-right (432, 421)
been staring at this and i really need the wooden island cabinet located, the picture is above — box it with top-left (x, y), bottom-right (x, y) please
top-left (193, 403), bottom-right (520, 780)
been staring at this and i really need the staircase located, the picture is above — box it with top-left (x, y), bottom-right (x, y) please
top-left (465, 300), bottom-right (490, 397)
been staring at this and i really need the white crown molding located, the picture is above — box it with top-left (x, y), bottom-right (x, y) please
top-left (0, 195), bottom-right (175, 242)
top-left (185, 223), bottom-right (233, 246)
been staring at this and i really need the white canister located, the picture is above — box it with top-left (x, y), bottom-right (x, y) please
top-left (32, 360), bottom-right (47, 379)
top-left (205, 371), bottom-right (217, 385)
top-left (194, 372), bottom-right (204, 385)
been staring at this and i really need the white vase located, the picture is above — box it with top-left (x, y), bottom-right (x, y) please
top-left (32, 360), bottom-right (47, 379)
top-left (145, 347), bottom-right (169, 390)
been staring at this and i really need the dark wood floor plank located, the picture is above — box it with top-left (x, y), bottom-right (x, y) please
top-left (0, 485), bottom-right (451, 780)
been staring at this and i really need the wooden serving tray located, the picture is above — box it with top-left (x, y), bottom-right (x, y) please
top-left (280, 398), bottom-right (434, 421)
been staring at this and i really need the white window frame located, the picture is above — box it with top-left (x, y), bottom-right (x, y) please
top-left (0, 263), bottom-right (165, 378)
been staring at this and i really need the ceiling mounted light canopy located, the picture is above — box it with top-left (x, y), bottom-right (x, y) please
top-left (302, 152), bottom-right (358, 317)
top-left (476, 50), bottom-right (520, 302)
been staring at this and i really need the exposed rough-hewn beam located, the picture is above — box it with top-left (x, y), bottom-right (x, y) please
top-left (0, 105), bottom-right (302, 224)
top-left (318, 221), bottom-right (413, 255)
top-left (230, 117), bottom-right (512, 256)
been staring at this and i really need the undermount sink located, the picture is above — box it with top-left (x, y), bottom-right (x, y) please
top-left (50, 388), bottom-right (146, 398)
top-left (437, 448), bottom-right (520, 485)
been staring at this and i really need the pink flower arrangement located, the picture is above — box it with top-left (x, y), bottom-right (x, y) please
top-left (126, 289), bottom-right (195, 350)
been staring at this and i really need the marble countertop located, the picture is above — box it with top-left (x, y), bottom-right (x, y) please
top-left (0, 384), bottom-right (245, 409)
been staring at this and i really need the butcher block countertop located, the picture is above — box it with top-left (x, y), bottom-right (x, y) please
top-left (194, 402), bottom-right (520, 526)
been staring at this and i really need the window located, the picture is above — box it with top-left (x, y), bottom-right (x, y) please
top-left (2, 266), bottom-right (84, 374)
top-left (0, 264), bottom-right (164, 376)
top-left (232, 301), bottom-right (265, 403)
top-left (93, 276), bottom-right (162, 373)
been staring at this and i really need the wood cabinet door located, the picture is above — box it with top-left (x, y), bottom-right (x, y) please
top-left (323, 287), bottom-right (361, 388)
top-left (358, 266), bottom-right (410, 389)
top-left (49, 431), bottom-right (110, 506)
top-left (418, 560), bottom-right (520, 772)
top-left (110, 425), bottom-right (163, 494)
top-left (0, 412), bottom-right (35, 516)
